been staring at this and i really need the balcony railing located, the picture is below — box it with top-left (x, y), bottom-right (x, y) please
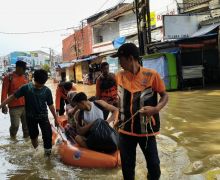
top-left (178, 0), bottom-right (210, 11)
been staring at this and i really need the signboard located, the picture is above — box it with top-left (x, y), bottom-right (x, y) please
top-left (146, 12), bottom-right (156, 28)
top-left (150, 0), bottom-right (178, 28)
top-left (163, 15), bottom-right (201, 39)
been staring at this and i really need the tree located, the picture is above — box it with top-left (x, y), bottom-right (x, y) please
top-left (42, 64), bottom-right (50, 72)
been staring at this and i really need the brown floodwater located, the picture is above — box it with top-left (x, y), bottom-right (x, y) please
top-left (0, 81), bottom-right (219, 179)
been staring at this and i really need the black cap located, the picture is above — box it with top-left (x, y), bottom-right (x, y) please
top-left (111, 43), bottom-right (139, 59)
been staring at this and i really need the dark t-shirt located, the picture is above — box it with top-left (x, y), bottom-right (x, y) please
top-left (14, 83), bottom-right (53, 117)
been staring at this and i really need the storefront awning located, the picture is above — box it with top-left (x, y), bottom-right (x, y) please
top-left (191, 23), bottom-right (220, 37)
top-left (72, 55), bottom-right (97, 63)
top-left (57, 62), bottom-right (75, 69)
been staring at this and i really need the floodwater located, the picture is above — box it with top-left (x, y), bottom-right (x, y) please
top-left (0, 80), bottom-right (220, 180)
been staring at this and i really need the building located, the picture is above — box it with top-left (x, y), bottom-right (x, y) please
top-left (30, 50), bottom-right (50, 69)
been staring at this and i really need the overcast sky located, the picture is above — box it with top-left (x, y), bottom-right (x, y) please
top-left (0, 0), bottom-right (133, 56)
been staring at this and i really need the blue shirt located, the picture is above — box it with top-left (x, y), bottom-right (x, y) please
top-left (14, 83), bottom-right (53, 117)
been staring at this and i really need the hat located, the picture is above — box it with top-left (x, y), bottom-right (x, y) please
top-left (111, 43), bottom-right (139, 59)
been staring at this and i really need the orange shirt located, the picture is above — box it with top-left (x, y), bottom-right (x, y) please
top-left (96, 73), bottom-right (118, 105)
top-left (116, 67), bottom-right (165, 137)
top-left (1, 72), bottom-right (28, 108)
top-left (55, 86), bottom-right (76, 111)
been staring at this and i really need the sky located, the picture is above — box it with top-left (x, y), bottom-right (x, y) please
top-left (0, 0), bottom-right (133, 56)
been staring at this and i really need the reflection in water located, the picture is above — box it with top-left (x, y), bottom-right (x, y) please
top-left (0, 82), bottom-right (220, 179)
top-left (161, 89), bottom-right (220, 176)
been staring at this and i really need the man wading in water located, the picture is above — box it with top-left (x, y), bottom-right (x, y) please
top-left (112, 43), bottom-right (168, 180)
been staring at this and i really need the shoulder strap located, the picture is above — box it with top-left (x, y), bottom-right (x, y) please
top-left (93, 101), bottom-right (105, 111)
top-left (93, 100), bottom-right (109, 120)
top-left (8, 73), bottom-right (13, 92)
top-left (79, 110), bottom-right (84, 120)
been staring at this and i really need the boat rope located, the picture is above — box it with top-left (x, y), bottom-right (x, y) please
top-left (118, 110), bottom-right (140, 129)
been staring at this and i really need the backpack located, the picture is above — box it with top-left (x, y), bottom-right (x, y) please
top-left (86, 118), bottom-right (119, 153)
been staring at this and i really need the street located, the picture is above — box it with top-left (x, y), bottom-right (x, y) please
top-left (0, 81), bottom-right (220, 179)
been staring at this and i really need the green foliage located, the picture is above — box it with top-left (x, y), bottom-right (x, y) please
top-left (42, 64), bottom-right (50, 72)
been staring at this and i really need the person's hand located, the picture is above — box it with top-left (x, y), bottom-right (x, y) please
top-left (113, 121), bottom-right (119, 131)
top-left (56, 110), bottom-right (59, 116)
top-left (139, 106), bottom-right (159, 117)
top-left (2, 106), bottom-right (8, 114)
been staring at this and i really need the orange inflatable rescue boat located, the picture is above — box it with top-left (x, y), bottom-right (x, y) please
top-left (52, 115), bottom-right (120, 168)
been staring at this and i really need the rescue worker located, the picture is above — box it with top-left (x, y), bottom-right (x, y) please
top-left (96, 62), bottom-right (118, 107)
top-left (112, 43), bottom-right (168, 180)
top-left (1, 60), bottom-right (29, 138)
top-left (55, 81), bottom-right (76, 116)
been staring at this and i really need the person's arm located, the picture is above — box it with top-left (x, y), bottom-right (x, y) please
top-left (48, 104), bottom-right (58, 126)
top-left (47, 88), bottom-right (58, 126)
top-left (139, 71), bottom-right (168, 116)
top-left (71, 86), bottom-right (77, 91)
top-left (1, 75), bottom-right (9, 103)
top-left (1, 84), bottom-right (26, 111)
top-left (74, 109), bottom-right (94, 136)
top-left (0, 94), bottom-right (16, 109)
top-left (95, 100), bottom-right (119, 124)
top-left (55, 87), bottom-right (61, 113)
top-left (76, 122), bottom-right (94, 136)
top-left (1, 76), bottom-right (9, 113)
top-left (95, 78), bottom-right (101, 99)
top-left (139, 91), bottom-right (168, 116)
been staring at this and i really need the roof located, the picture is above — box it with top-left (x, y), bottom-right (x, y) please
top-left (72, 55), bottom-right (97, 63)
top-left (91, 3), bottom-right (134, 26)
top-left (191, 23), bottom-right (220, 37)
top-left (57, 62), bottom-right (75, 69)
top-left (86, 3), bottom-right (129, 24)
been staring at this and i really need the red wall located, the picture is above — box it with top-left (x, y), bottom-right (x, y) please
top-left (62, 25), bottom-right (92, 62)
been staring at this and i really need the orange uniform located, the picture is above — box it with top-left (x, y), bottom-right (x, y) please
top-left (116, 67), bottom-right (165, 137)
top-left (96, 73), bottom-right (118, 106)
top-left (1, 72), bottom-right (28, 108)
top-left (55, 85), bottom-right (76, 111)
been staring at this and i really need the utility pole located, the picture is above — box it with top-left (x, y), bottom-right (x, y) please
top-left (135, 0), bottom-right (151, 55)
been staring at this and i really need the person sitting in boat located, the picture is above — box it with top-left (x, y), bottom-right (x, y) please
top-left (65, 91), bottom-right (77, 126)
top-left (71, 92), bottom-right (119, 148)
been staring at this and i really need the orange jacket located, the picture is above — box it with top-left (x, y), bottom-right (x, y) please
top-left (1, 72), bottom-right (28, 108)
top-left (55, 85), bottom-right (76, 111)
top-left (116, 67), bottom-right (166, 137)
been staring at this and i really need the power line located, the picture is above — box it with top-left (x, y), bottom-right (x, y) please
top-left (0, 0), bottom-right (128, 35)
top-left (95, 0), bottom-right (112, 13)
top-left (0, 26), bottom-right (77, 35)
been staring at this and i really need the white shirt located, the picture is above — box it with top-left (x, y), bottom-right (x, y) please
top-left (83, 102), bottom-right (104, 124)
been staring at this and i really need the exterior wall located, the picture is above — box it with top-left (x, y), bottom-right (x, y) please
top-left (150, 0), bottom-right (179, 28)
top-left (62, 25), bottom-right (93, 62)
top-left (119, 12), bottom-right (137, 37)
top-left (66, 66), bottom-right (75, 81)
top-left (30, 52), bottom-right (49, 67)
top-left (75, 63), bottom-right (83, 82)
top-left (149, 0), bottom-right (179, 41)
top-left (92, 22), bottom-right (119, 53)
top-left (9, 52), bottom-right (31, 65)
top-left (93, 22), bottom-right (119, 44)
